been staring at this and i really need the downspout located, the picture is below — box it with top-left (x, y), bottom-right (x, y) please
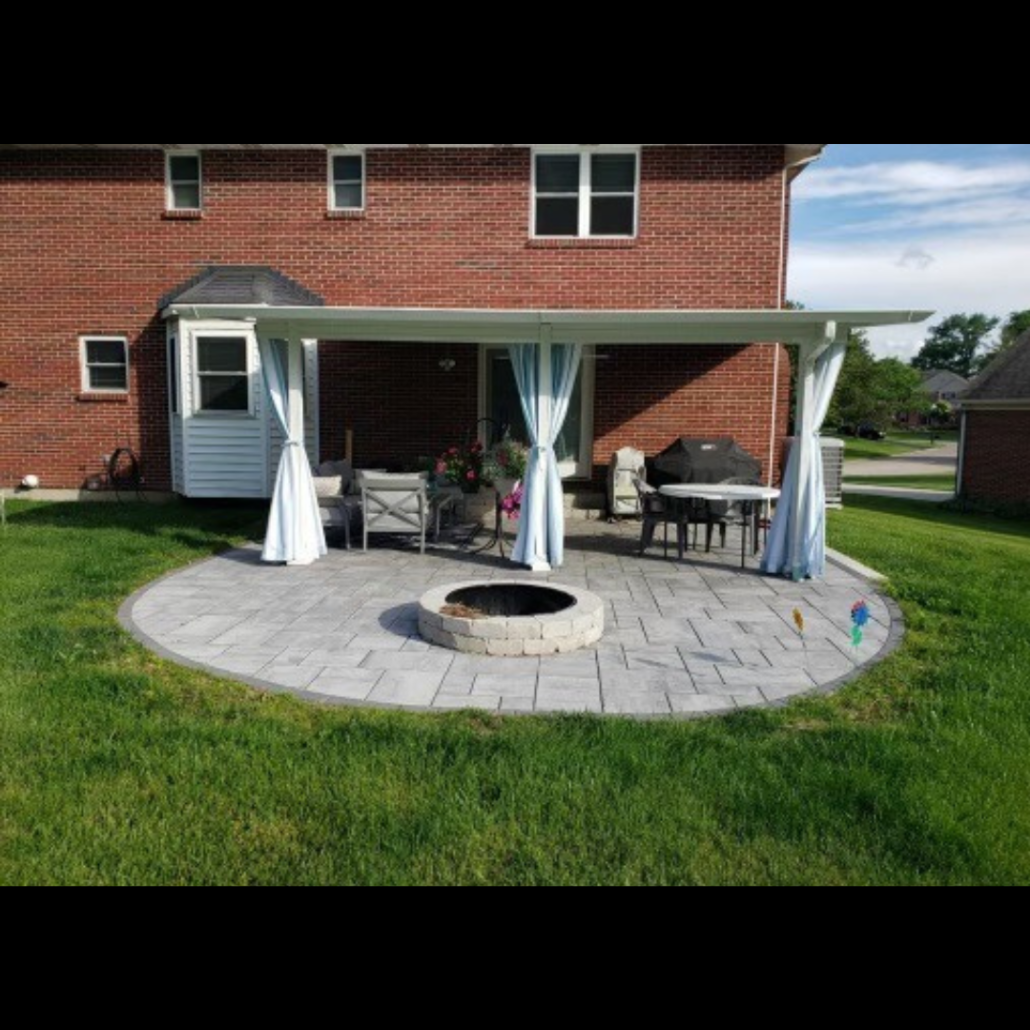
top-left (957, 409), bottom-right (968, 498)
top-left (770, 151), bottom-right (823, 489)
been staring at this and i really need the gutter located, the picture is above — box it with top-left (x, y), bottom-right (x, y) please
top-left (961, 399), bottom-right (1030, 410)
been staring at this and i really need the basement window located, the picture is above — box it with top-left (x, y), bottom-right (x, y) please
top-left (196, 337), bottom-right (251, 414)
top-left (166, 152), bottom-right (202, 211)
top-left (533, 149), bottom-right (639, 239)
top-left (81, 337), bottom-right (129, 393)
top-left (329, 152), bottom-right (365, 211)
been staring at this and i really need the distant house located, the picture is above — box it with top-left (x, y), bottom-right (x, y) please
top-left (959, 333), bottom-right (1030, 508)
top-left (900, 369), bottom-right (969, 428)
top-left (922, 369), bottom-right (970, 406)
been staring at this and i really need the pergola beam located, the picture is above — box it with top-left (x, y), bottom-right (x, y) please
top-left (164, 305), bottom-right (931, 349)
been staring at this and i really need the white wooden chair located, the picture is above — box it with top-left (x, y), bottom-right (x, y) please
top-left (361, 475), bottom-right (429, 555)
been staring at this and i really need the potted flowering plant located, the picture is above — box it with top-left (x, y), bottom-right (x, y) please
top-left (483, 438), bottom-right (529, 521)
top-left (500, 482), bottom-right (524, 522)
top-left (436, 441), bottom-right (485, 495)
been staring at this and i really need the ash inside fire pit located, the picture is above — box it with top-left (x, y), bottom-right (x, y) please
top-left (445, 584), bottom-right (576, 619)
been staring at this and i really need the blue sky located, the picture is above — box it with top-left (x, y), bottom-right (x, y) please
top-left (789, 144), bottom-right (1030, 359)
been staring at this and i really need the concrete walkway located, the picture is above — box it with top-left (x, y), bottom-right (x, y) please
top-left (844, 442), bottom-right (958, 479)
top-left (844, 485), bottom-right (955, 503)
top-left (121, 521), bottom-right (902, 719)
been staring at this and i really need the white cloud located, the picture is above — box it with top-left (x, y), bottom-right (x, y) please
top-left (790, 227), bottom-right (1030, 360)
top-left (799, 160), bottom-right (1030, 205)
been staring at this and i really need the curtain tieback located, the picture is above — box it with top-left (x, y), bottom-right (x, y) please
top-left (284, 439), bottom-right (304, 449)
top-left (533, 444), bottom-right (552, 457)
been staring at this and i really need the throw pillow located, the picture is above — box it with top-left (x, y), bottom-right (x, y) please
top-left (312, 476), bottom-right (343, 500)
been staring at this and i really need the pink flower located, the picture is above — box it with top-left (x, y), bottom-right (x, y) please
top-left (467, 470), bottom-right (478, 482)
top-left (448, 448), bottom-right (459, 457)
top-left (436, 462), bottom-right (448, 475)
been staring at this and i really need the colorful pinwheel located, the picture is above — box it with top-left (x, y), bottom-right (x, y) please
top-left (851, 601), bottom-right (871, 648)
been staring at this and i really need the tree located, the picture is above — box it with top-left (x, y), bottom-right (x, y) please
top-left (827, 331), bottom-right (877, 428)
top-left (1002, 310), bottom-right (1030, 350)
top-left (872, 359), bottom-right (928, 427)
top-left (975, 309), bottom-right (1030, 373)
top-left (827, 333), bottom-right (927, 431)
top-left (912, 314), bottom-right (1000, 379)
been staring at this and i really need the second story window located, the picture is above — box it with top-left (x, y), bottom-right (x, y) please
top-left (329, 152), bottom-right (365, 211)
top-left (166, 152), bottom-right (202, 211)
top-left (534, 150), bottom-right (639, 239)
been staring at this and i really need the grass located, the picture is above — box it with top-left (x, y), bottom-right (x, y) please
top-left (2, 497), bottom-right (1030, 885)
top-left (844, 475), bottom-right (958, 492)
top-left (843, 431), bottom-right (958, 463)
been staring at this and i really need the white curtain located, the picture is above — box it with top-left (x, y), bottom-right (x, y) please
top-left (260, 338), bottom-right (327, 566)
top-left (762, 339), bottom-right (847, 580)
top-left (510, 343), bottom-right (583, 570)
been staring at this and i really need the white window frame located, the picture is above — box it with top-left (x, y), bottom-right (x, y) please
top-left (479, 344), bottom-right (596, 480)
top-left (327, 150), bottom-right (366, 212)
top-left (532, 146), bottom-right (641, 240)
top-left (192, 329), bottom-right (256, 418)
top-left (165, 151), bottom-right (203, 212)
top-left (80, 336), bottom-right (129, 395)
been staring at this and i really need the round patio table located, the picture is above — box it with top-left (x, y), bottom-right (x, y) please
top-left (659, 484), bottom-right (781, 568)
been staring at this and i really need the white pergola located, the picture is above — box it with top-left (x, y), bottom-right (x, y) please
top-left (164, 304), bottom-right (931, 577)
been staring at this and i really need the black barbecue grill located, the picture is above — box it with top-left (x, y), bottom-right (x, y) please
top-left (651, 438), bottom-right (762, 488)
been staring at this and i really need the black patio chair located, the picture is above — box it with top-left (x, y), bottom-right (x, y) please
top-left (634, 478), bottom-right (704, 558)
top-left (704, 477), bottom-right (763, 553)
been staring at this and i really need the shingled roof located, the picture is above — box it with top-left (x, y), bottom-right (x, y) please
top-left (965, 332), bottom-right (1030, 404)
top-left (160, 266), bottom-right (324, 310)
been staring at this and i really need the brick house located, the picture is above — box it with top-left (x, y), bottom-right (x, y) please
top-left (959, 332), bottom-right (1030, 508)
top-left (0, 144), bottom-right (923, 542)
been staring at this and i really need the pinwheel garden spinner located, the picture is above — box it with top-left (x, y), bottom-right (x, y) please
top-left (852, 601), bottom-right (871, 648)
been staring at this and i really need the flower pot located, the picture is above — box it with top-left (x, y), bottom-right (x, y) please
top-left (463, 490), bottom-right (495, 522)
top-left (495, 478), bottom-right (519, 502)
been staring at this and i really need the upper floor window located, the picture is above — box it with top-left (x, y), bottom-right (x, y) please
top-left (196, 336), bottom-right (251, 414)
top-left (166, 152), bottom-right (202, 211)
top-left (81, 337), bottom-right (129, 393)
top-left (533, 150), bottom-right (639, 238)
top-left (329, 152), bottom-right (365, 211)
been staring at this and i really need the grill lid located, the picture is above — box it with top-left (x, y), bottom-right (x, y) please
top-left (652, 438), bottom-right (762, 486)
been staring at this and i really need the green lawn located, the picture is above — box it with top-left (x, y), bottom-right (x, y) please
top-left (2, 497), bottom-right (1029, 886)
top-left (844, 475), bottom-right (958, 492)
top-left (843, 431), bottom-right (959, 462)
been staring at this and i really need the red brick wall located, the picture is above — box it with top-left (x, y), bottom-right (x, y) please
top-left (319, 342), bottom-right (479, 469)
top-left (962, 411), bottom-right (1030, 505)
top-left (0, 146), bottom-right (788, 490)
top-left (593, 344), bottom-right (794, 486)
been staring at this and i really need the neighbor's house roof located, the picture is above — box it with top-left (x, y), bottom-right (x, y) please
top-left (921, 369), bottom-right (971, 396)
top-left (161, 267), bottom-right (325, 309)
top-left (0, 143), bottom-right (828, 170)
top-left (964, 332), bottom-right (1030, 409)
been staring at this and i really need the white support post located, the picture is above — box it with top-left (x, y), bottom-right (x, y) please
top-left (302, 339), bottom-right (319, 465)
top-left (789, 323), bottom-right (837, 581)
top-left (529, 324), bottom-right (554, 573)
top-left (287, 335), bottom-right (305, 445)
top-left (790, 343), bottom-right (816, 582)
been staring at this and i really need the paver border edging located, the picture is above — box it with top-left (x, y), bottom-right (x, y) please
top-left (117, 546), bottom-right (906, 721)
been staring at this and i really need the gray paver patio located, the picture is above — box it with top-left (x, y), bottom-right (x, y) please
top-left (122, 520), bottom-right (902, 718)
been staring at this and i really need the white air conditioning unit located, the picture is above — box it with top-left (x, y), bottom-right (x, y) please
top-left (822, 438), bottom-right (845, 508)
top-left (783, 438), bottom-right (846, 508)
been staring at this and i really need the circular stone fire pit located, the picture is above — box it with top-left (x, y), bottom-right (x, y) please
top-left (418, 581), bottom-right (605, 657)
